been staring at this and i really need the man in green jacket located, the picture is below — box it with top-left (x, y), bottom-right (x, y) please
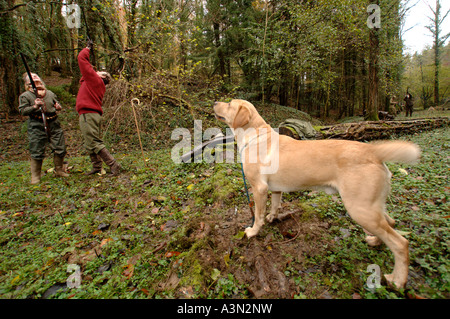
top-left (19, 73), bottom-right (69, 184)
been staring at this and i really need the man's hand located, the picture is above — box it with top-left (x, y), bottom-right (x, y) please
top-left (34, 98), bottom-right (44, 109)
top-left (55, 102), bottom-right (62, 111)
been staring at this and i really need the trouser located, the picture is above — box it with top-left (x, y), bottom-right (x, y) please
top-left (405, 105), bottom-right (413, 117)
top-left (79, 112), bottom-right (106, 154)
top-left (28, 118), bottom-right (67, 160)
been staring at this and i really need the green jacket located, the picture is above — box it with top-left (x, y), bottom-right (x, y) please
top-left (19, 90), bottom-right (67, 160)
top-left (19, 90), bottom-right (59, 116)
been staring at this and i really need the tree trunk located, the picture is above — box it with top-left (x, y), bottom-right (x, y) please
top-left (360, 54), bottom-right (367, 117)
top-left (213, 22), bottom-right (226, 78)
top-left (69, 27), bottom-right (81, 95)
top-left (434, 29), bottom-right (439, 106)
top-left (433, 0), bottom-right (440, 106)
top-left (366, 26), bottom-right (380, 121)
top-left (1, 55), bottom-right (21, 115)
top-left (426, 0), bottom-right (448, 106)
top-left (0, 0), bottom-right (21, 115)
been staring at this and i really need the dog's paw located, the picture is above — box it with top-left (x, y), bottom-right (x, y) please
top-left (245, 226), bottom-right (259, 238)
top-left (384, 273), bottom-right (406, 289)
top-left (266, 214), bottom-right (276, 223)
top-left (365, 235), bottom-right (382, 246)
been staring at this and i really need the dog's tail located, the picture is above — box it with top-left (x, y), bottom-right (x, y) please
top-left (371, 141), bottom-right (421, 164)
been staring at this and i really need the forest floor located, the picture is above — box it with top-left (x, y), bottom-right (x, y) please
top-left (0, 79), bottom-right (449, 299)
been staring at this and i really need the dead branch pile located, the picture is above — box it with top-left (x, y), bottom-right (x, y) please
top-left (317, 117), bottom-right (449, 141)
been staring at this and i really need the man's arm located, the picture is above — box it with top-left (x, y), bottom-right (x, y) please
top-left (78, 47), bottom-right (98, 80)
top-left (19, 94), bottom-right (41, 116)
top-left (49, 91), bottom-right (62, 111)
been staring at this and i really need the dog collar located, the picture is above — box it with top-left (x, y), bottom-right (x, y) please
top-left (238, 126), bottom-right (272, 155)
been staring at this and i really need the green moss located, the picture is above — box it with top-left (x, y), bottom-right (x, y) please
top-left (194, 165), bottom-right (239, 206)
top-left (179, 258), bottom-right (207, 289)
top-left (296, 202), bottom-right (317, 221)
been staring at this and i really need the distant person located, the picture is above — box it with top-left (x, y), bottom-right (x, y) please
top-left (390, 95), bottom-right (398, 115)
top-left (404, 93), bottom-right (414, 117)
top-left (18, 73), bottom-right (69, 184)
top-left (76, 40), bottom-right (120, 176)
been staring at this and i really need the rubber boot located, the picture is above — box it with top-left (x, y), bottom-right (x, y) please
top-left (85, 153), bottom-right (103, 175)
top-left (30, 158), bottom-right (43, 184)
top-left (98, 148), bottom-right (121, 175)
top-left (54, 154), bottom-right (70, 177)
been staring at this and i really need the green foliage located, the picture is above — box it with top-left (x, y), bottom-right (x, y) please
top-left (1, 124), bottom-right (449, 299)
top-left (403, 43), bottom-right (450, 108)
top-left (47, 85), bottom-right (76, 108)
top-left (1, 0), bottom-right (449, 299)
top-left (213, 274), bottom-right (246, 298)
top-left (2, 0), bottom-right (408, 119)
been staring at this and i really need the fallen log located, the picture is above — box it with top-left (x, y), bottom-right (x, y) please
top-left (317, 117), bottom-right (449, 141)
top-left (180, 117), bottom-right (448, 162)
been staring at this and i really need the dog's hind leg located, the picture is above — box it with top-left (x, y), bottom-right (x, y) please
top-left (364, 228), bottom-right (383, 246)
top-left (343, 201), bottom-right (409, 288)
top-left (384, 212), bottom-right (395, 227)
top-left (364, 213), bottom-right (395, 246)
top-left (266, 191), bottom-right (282, 223)
top-left (340, 173), bottom-right (409, 288)
top-left (366, 215), bottom-right (408, 288)
top-left (245, 183), bottom-right (268, 238)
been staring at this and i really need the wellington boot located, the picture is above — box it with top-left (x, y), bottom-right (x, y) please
top-left (54, 155), bottom-right (70, 177)
top-left (30, 158), bottom-right (43, 184)
top-left (98, 148), bottom-right (121, 175)
top-left (85, 153), bottom-right (103, 175)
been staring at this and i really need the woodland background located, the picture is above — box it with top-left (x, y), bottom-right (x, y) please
top-left (0, 0), bottom-right (450, 300)
top-left (0, 0), bottom-right (449, 122)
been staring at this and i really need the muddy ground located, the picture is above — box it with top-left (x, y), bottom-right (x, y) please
top-left (156, 202), bottom-right (333, 299)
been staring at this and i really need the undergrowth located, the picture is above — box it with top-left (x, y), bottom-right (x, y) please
top-left (0, 119), bottom-right (448, 299)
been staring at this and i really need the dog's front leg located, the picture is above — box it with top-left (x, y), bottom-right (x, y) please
top-left (266, 191), bottom-right (282, 223)
top-left (245, 185), bottom-right (268, 238)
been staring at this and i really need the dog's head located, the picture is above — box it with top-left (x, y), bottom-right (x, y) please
top-left (213, 99), bottom-right (266, 130)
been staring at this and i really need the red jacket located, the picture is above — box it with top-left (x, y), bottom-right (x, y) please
top-left (75, 48), bottom-right (105, 115)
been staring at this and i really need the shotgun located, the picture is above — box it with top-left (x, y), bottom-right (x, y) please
top-left (20, 53), bottom-right (50, 139)
top-left (81, 5), bottom-right (96, 68)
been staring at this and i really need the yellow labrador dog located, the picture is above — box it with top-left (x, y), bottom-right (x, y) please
top-left (213, 99), bottom-right (420, 289)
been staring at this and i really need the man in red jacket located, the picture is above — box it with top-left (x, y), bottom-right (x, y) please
top-left (76, 41), bottom-right (120, 175)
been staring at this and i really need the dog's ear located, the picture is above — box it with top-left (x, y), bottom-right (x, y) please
top-left (232, 105), bottom-right (250, 129)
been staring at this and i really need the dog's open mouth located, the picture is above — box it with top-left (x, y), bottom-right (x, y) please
top-left (215, 114), bottom-right (226, 121)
